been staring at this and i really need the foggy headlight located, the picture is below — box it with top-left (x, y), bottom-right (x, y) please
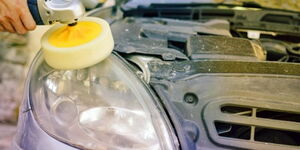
top-left (28, 52), bottom-right (178, 150)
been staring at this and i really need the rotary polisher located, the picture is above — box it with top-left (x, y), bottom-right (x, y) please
top-left (28, 0), bottom-right (114, 70)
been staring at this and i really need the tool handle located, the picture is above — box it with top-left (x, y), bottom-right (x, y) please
top-left (27, 0), bottom-right (44, 25)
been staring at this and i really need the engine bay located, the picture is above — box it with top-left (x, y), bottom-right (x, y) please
top-left (107, 4), bottom-right (300, 150)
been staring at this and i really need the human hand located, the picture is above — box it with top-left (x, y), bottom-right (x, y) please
top-left (0, 0), bottom-right (36, 34)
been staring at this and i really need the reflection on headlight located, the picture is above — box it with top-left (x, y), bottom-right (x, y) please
top-left (79, 107), bottom-right (158, 149)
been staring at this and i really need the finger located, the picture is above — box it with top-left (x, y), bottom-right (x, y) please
top-left (0, 19), bottom-right (15, 33)
top-left (0, 24), bottom-right (4, 32)
top-left (10, 17), bottom-right (27, 34)
top-left (0, 3), bottom-right (8, 32)
top-left (20, 5), bottom-right (36, 31)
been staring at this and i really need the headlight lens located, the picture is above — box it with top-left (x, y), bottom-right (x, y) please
top-left (28, 52), bottom-right (178, 150)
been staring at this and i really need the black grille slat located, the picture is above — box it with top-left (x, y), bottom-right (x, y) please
top-left (203, 99), bottom-right (300, 149)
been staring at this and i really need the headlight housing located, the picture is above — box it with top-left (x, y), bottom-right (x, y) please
top-left (28, 52), bottom-right (178, 150)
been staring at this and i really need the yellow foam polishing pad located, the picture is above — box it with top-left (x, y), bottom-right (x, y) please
top-left (41, 17), bottom-right (114, 69)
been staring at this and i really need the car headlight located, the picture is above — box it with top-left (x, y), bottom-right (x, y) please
top-left (28, 52), bottom-right (178, 150)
